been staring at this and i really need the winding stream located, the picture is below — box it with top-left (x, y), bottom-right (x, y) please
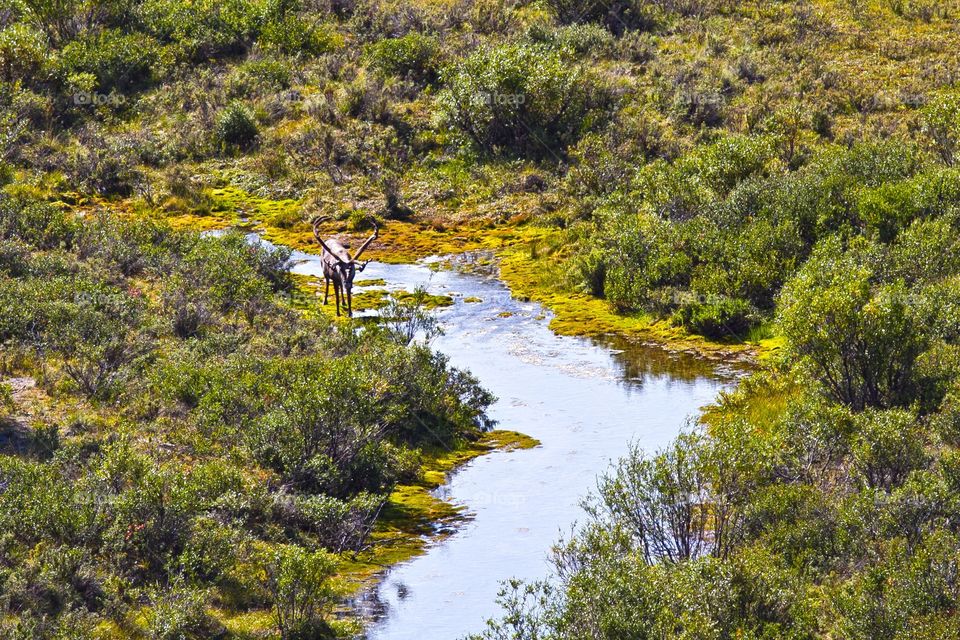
top-left (259, 238), bottom-right (739, 639)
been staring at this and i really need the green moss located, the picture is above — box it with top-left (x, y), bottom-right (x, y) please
top-left (331, 429), bottom-right (540, 599)
top-left (497, 242), bottom-right (762, 361)
top-left (463, 296), bottom-right (482, 303)
top-left (393, 290), bottom-right (454, 309)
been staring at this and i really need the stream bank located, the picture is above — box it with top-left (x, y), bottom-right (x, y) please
top-left (262, 237), bottom-right (743, 639)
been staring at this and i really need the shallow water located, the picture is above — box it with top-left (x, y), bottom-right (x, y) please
top-left (258, 238), bottom-right (738, 640)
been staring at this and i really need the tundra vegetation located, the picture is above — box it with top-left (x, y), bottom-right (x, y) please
top-left (3, 0), bottom-right (960, 637)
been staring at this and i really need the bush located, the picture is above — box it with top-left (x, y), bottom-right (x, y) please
top-left (138, 0), bottom-right (265, 59)
top-left (0, 194), bottom-right (80, 249)
top-left (68, 134), bottom-right (145, 197)
top-left (58, 28), bottom-right (160, 95)
top-left (263, 546), bottom-right (337, 640)
top-left (0, 23), bottom-right (47, 84)
top-left (545, 0), bottom-right (657, 34)
top-left (920, 90), bottom-right (960, 166)
top-left (260, 17), bottom-right (342, 55)
top-left (852, 409), bottom-right (928, 491)
top-left (777, 237), bottom-right (929, 410)
top-left (366, 33), bottom-right (441, 84)
top-left (530, 23), bottom-right (616, 56)
top-left (42, 279), bottom-right (152, 399)
top-left (672, 296), bottom-right (758, 339)
top-left (148, 584), bottom-right (223, 640)
top-left (215, 101), bottom-right (259, 150)
top-left (439, 43), bottom-right (607, 158)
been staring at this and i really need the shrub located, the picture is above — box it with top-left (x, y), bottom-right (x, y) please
top-left (138, 0), bottom-right (265, 59)
top-left (672, 296), bottom-right (758, 339)
top-left (58, 28), bottom-right (160, 95)
top-left (852, 409), bottom-right (928, 491)
top-left (439, 43), bottom-right (607, 158)
top-left (263, 546), bottom-right (337, 640)
top-left (545, 0), bottom-right (658, 34)
top-left (67, 134), bottom-right (144, 197)
top-left (366, 33), bottom-right (441, 84)
top-left (0, 194), bottom-right (80, 249)
top-left (147, 584), bottom-right (222, 640)
top-left (44, 284), bottom-right (152, 399)
top-left (0, 23), bottom-right (47, 83)
top-left (0, 382), bottom-right (13, 414)
top-left (226, 57), bottom-right (291, 97)
top-left (777, 238), bottom-right (929, 410)
top-left (920, 90), bottom-right (960, 166)
top-left (531, 23), bottom-right (616, 56)
top-left (260, 17), bottom-right (342, 54)
top-left (0, 238), bottom-right (32, 276)
top-left (215, 101), bottom-right (259, 150)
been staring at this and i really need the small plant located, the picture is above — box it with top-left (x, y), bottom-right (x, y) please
top-left (263, 546), bottom-right (338, 640)
top-left (672, 297), bottom-right (758, 339)
top-left (215, 102), bottom-right (259, 151)
top-left (920, 90), bottom-right (960, 166)
top-left (148, 583), bottom-right (222, 640)
top-left (367, 33), bottom-right (441, 84)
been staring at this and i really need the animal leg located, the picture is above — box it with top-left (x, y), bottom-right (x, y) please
top-left (334, 282), bottom-right (341, 316)
top-left (324, 276), bottom-right (330, 305)
top-left (347, 288), bottom-right (352, 317)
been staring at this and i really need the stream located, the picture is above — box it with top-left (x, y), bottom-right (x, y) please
top-left (255, 237), bottom-right (740, 639)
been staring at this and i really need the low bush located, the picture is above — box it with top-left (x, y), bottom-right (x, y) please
top-left (672, 296), bottom-right (758, 339)
top-left (215, 101), bottom-right (260, 150)
top-left (439, 43), bottom-right (608, 158)
top-left (366, 33), bottom-right (441, 84)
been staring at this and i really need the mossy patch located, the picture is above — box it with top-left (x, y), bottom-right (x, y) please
top-left (497, 242), bottom-right (762, 362)
top-left (332, 429), bottom-right (540, 599)
top-left (393, 290), bottom-right (454, 309)
top-left (463, 296), bottom-right (482, 303)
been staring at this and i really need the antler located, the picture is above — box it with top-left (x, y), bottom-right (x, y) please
top-left (310, 215), bottom-right (349, 265)
top-left (350, 218), bottom-right (379, 262)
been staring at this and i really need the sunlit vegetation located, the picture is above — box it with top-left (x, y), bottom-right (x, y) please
top-left (0, 201), bottom-right (495, 637)
top-left (4, 0), bottom-right (960, 636)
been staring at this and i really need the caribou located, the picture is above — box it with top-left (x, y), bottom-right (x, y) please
top-left (310, 215), bottom-right (379, 317)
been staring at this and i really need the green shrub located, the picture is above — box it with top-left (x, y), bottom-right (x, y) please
top-left (366, 33), bottom-right (441, 84)
top-left (215, 101), bottom-right (259, 150)
top-left (148, 583), bottom-right (222, 640)
top-left (852, 409), bottom-right (928, 491)
top-left (545, 0), bottom-right (657, 34)
top-left (58, 28), bottom-right (160, 95)
top-left (672, 296), bottom-right (758, 339)
top-left (920, 90), bottom-right (960, 166)
top-left (0, 194), bottom-right (79, 249)
top-left (0, 23), bottom-right (48, 84)
top-left (138, 0), bottom-right (265, 59)
top-left (260, 17), bottom-right (342, 54)
top-left (777, 237), bottom-right (929, 410)
top-left (530, 23), bottom-right (616, 56)
top-left (263, 546), bottom-right (337, 640)
top-left (439, 43), bottom-right (607, 158)
top-left (226, 57), bottom-right (292, 97)
top-left (0, 238), bottom-right (32, 276)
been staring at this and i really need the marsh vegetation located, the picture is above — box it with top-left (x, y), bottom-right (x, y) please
top-left (4, 0), bottom-right (960, 637)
